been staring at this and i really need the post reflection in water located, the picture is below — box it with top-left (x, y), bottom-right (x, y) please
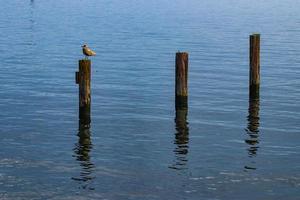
top-left (72, 116), bottom-right (95, 190)
top-left (170, 106), bottom-right (189, 170)
top-left (244, 97), bottom-right (260, 170)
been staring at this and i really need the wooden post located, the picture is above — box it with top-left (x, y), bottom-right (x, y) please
top-left (249, 34), bottom-right (260, 99)
top-left (175, 52), bottom-right (188, 109)
top-left (76, 59), bottom-right (91, 121)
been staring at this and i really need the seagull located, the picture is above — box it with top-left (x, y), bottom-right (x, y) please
top-left (82, 44), bottom-right (96, 59)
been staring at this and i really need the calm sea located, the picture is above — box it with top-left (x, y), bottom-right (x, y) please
top-left (0, 0), bottom-right (299, 199)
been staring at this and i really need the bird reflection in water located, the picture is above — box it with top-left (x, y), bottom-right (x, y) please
top-left (72, 116), bottom-right (95, 190)
top-left (244, 97), bottom-right (260, 171)
top-left (170, 106), bottom-right (189, 170)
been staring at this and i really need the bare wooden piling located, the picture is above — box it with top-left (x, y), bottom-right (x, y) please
top-left (175, 52), bottom-right (189, 109)
top-left (76, 59), bottom-right (91, 121)
top-left (249, 34), bottom-right (260, 99)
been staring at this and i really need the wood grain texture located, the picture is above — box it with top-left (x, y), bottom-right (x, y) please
top-left (249, 34), bottom-right (260, 99)
top-left (78, 59), bottom-right (91, 119)
top-left (175, 52), bottom-right (188, 109)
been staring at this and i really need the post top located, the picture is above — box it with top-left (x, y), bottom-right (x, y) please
top-left (176, 51), bottom-right (189, 55)
top-left (79, 59), bottom-right (91, 64)
top-left (251, 33), bottom-right (260, 36)
top-left (79, 59), bottom-right (91, 61)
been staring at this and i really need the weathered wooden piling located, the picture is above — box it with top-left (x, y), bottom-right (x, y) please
top-left (175, 52), bottom-right (189, 109)
top-left (76, 59), bottom-right (91, 121)
top-left (249, 34), bottom-right (260, 99)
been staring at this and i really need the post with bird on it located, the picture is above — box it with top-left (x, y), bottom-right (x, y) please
top-left (75, 44), bottom-right (96, 123)
top-left (249, 33), bottom-right (260, 100)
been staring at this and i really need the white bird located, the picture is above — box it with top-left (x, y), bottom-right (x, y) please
top-left (82, 44), bottom-right (96, 59)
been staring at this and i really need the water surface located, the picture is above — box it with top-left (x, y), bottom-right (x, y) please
top-left (0, 0), bottom-right (299, 199)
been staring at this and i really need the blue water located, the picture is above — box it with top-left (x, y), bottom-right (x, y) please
top-left (0, 0), bottom-right (300, 199)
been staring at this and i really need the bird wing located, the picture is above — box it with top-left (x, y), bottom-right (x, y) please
top-left (90, 49), bottom-right (96, 56)
top-left (83, 47), bottom-right (96, 56)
